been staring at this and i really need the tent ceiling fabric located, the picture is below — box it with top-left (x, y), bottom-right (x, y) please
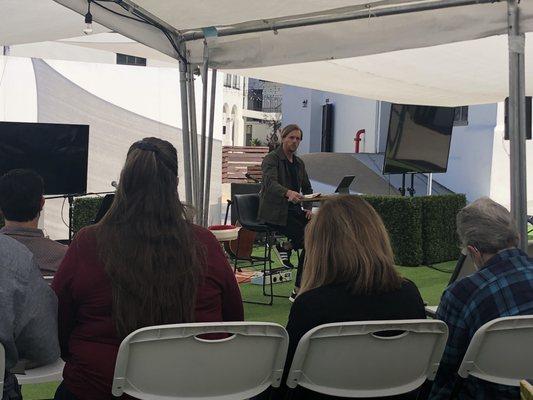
top-left (53, 0), bottom-right (533, 69)
top-left (132, 0), bottom-right (381, 31)
top-left (0, 0), bottom-right (109, 45)
top-left (232, 34), bottom-right (533, 106)
top-left (3, 0), bottom-right (533, 106)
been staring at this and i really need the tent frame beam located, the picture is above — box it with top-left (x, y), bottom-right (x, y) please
top-left (204, 68), bottom-right (217, 227)
top-left (182, 0), bottom-right (501, 41)
top-left (507, 0), bottom-right (528, 250)
top-left (178, 50), bottom-right (193, 206)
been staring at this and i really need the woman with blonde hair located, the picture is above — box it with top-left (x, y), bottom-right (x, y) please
top-left (282, 195), bottom-right (426, 400)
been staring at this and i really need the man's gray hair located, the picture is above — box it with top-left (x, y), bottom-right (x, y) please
top-left (456, 197), bottom-right (519, 254)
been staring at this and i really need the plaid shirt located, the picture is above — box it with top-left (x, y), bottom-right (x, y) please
top-left (429, 248), bottom-right (533, 400)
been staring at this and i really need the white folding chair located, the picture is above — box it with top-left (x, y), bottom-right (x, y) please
top-left (0, 343), bottom-right (5, 395)
top-left (452, 315), bottom-right (533, 397)
top-left (112, 322), bottom-right (289, 400)
top-left (287, 320), bottom-right (448, 398)
top-left (15, 359), bottom-right (64, 385)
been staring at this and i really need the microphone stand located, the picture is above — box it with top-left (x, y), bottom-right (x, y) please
top-left (45, 191), bottom-right (115, 242)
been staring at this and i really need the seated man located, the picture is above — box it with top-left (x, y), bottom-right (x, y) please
top-left (0, 169), bottom-right (67, 276)
top-left (0, 234), bottom-right (60, 400)
top-left (429, 197), bottom-right (533, 399)
top-left (258, 124), bottom-right (313, 301)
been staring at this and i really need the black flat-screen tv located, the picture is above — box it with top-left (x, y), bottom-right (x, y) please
top-left (0, 121), bottom-right (89, 195)
top-left (383, 104), bottom-right (455, 174)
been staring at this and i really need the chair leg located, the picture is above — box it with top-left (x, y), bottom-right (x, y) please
top-left (242, 231), bottom-right (273, 306)
top-left (262, 231), bottom-right (274, 305)
top-left (233, 235), bottom-right (241, 273)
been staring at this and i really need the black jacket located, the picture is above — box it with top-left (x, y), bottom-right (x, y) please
top-left (258, 146), bottom-right (312, 225)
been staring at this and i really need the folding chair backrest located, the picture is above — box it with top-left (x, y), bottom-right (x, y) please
top-left (287, 320), bottom-right (448, 398)
top-left (457, 315), bottom-right (533, 386)
top-left (233, 194), bottom-right (260, 225)
top-left (0, 343), bottom-right (4, 394)
top-left (112, 322), bottom-right (288, 400)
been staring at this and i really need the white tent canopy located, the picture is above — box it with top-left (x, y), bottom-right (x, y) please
top-left (2, 1), bottom-right (533, 106)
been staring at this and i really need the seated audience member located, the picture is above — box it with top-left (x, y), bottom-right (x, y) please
top-left (0, 169), bottom-right (67, 276)
top-left (429, 197), bottom-right (533, 400)
top-left (277, 195), bottom-right (426, 400)
top-left (0, 234), bottom-right (60, 400)
top-left (52, 137), bottom-right (244, 400)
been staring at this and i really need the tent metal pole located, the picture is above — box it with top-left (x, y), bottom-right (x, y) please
top-left (199, 43), bottom-right (209, 226)
top-left (427, 173), bottom-right (433, 196)
top-left (204, 69), bottom-right (217, 226)
top-left (507, 0), bottom-right (528, 251)
top-left (178, 51), bottom-right (193, 206)
top-left (187, 64), bottom-right (201, 220)
top-left (182, 0), bottom-right (499, 41)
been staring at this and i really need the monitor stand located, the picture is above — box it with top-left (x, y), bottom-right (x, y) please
top-left (337, 187), bottom-right (350, 195)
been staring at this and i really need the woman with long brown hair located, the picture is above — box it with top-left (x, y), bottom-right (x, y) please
top-left (52, 137), bottom-right (243, 400)
top-left (280, 195), bottom-right (425, 400)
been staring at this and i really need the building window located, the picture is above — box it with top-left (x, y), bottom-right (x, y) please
top-left (116, 53), bottom-right (147, 66)
top-left (245, 125), bottom-right (253, 146)
top-left (247, 89), bottom-right (263, 111)
top-left (232, 75), bottom-right (240, 90)
top-left (453, 106), bottom-right (469, 126)
top-left (224, 74), bottom-right (232, 87)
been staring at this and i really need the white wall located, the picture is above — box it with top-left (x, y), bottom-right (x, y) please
top-left (221, 74), bottom-right (245, 146)
top-left (489, 102), bottom-right (533, 213)
top-left (282, 84), bottom-right (378, 154)
top-left (430, 104), bottom-right (497, 202)
top-left (281, 85), bottom-right (313, 153)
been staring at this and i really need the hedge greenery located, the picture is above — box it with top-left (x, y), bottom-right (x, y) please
top-left (361, 194), bottom-right (466, 266)
top-left (362, 195), bottom-right (423, 266)
top-left (72, 197), bottom-right (104, 234)
top-left (69, 194), bottom-right (465, 266)
top-left (413, 194), bottom-right (467, 265)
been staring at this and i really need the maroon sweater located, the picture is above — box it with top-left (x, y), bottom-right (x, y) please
top-left (52, 224), bottom-right (244, 400)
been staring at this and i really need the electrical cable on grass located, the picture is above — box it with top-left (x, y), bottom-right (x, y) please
top-left (426, 264), bottom-right (454, 274)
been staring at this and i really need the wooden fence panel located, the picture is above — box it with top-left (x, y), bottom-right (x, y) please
top-left (222, 146), bottom-right (269, 183)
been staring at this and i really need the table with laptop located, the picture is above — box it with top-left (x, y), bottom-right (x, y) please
top-left (299, 175), bottom-right (358, 203)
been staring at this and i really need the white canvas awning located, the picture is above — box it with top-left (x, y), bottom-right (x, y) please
top-left (3, 1), bottom-right (533, 106)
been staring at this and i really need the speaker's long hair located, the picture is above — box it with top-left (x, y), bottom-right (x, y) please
top-left (97, 137), bottom-right (203, 338)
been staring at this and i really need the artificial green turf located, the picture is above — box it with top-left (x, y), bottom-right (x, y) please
top-left (240, 247), bottom-right (453, 326)
top-left (21, 382), bottom-right (59, 400)
top-left (21, 247), bottom-right (453, 400)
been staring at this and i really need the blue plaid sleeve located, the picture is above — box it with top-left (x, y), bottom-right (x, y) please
top-left (429, 286), bottom-right (470, 399)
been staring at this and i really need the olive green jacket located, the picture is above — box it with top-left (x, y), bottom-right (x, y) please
top-left (258, 146), bottom-right (313, 226)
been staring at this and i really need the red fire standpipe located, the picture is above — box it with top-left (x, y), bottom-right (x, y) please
top-left (354, 129), bottom-right (365, 153)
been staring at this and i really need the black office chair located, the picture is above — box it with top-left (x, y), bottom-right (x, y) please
top-left (232, 194), bottom-right (274, 305)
